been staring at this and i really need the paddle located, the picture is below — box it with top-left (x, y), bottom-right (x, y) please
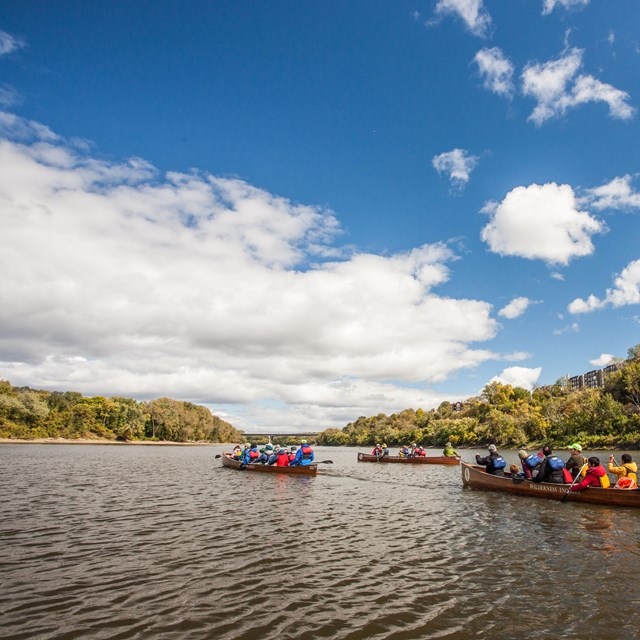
top-left (215, 454), bottom-right (221, 458)
top-left (317, 460), bottom-right (333, 464)
top-left (560, 462), bottom-right (588, 503)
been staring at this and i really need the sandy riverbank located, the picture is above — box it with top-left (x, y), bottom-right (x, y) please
top-left (0, 438), bottom-right (220, 446)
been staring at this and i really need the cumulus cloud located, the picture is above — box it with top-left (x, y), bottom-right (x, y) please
top-left (481, 182), bottom-right (604, 265)
top-left (433, 0), bottom-right (492, 38)
top-left (584, 175), bottom-right (640, 211)
top-left (0, 29), bottom-right (25, 56)
top-left (590, 353), bottom-right (614, 367)
top-left (489, 366), bottom-right (542, 391)
top-left (542, 0), bottom-right (590, 15)
top-left (0, 112), bottom-right (504, 431)
top-left (474, 47), bottom-right (514, 97)
top-left (522, 48), bottom-right (635, 125)
top-left (432, 148), bottom-right (479, 190)
top-left (569, 259), bottom-right (640, 314)
top-left (498, 297), bottom-right (531, 319)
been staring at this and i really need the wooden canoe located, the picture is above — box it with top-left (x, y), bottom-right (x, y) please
top-left (221, 453), bottom-right (318, 476)
top-left (357, 452), bottom-right (460, 465)
top-left (461, 462), bottom-right (640, 507)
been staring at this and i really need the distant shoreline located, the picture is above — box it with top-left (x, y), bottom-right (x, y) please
top-left (0, 438), bottom-right (221, 446)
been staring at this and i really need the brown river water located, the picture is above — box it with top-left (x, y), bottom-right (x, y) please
top-left (2, 444), bottom-right (640, 640)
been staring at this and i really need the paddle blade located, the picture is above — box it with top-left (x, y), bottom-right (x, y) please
top-left (318, 460), bottom-right (333, 464)
top-left (215, 454), bottom-right (221, 459)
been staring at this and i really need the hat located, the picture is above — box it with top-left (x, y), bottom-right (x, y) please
top-left (518, 449), bottom-right (528, 460)
top-left (290, 446), bottom-right (297, 451)
top-left (301, 439), bottom-right (307, 444)
top-left (488, 444), bottom-right (497, 453)
top-left (259, 448), bottom-right (265, 453)
top-left (446, 442), bottom-right (452, 446)
top-left (265, 444), bottom-right (273, 451)
top-left (569, 443), bottom-right (582, 452)
top-left (382, 443), bottom-right (387, 448)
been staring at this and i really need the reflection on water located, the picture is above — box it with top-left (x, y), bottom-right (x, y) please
top-left (1, 445), bottom-right (640, 639)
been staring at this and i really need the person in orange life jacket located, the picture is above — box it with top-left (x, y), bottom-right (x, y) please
top-left (288, 446), bottom-right (297, 462)
top-left (608, 453), bottom-right (638, 484)
top-left (533, 445), bottom-right (566, 484)
top-left (475, 444), bottom-right (506, 476)
top-left (517, 449), bottom-right (543, 479)
top-left (290, 439), bottom-right (314, 466)
top-left (415, 445), bottom-right (426, 457)
top-left (243, 444), bottom-right (260, 464)
top-left (570, 457), bottom-right (610, 491)
top-left (565, 443), bottom-right (585, 479)
top-left (275, 448), bottom-right (290, 467)
top-left (372, 443), bottom-right (383, 456)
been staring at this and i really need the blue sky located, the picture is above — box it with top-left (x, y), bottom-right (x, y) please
top-left (1, 0), bottom-right (640, 432)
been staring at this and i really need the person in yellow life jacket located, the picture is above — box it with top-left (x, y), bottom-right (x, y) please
top-left (443, 442), bottom-right (460, 457)
top-left (570, 457), bottom-right (611, 491)
top-left (608, 454), bottom-right (638, 488)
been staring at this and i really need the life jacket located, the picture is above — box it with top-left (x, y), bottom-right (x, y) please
top-left (546, 456), bottom-right (565, 470)
top-left (599, 473), bottom-right (611, 488)
top-left (288, 453), bottom-right (296, 462)
top-left (622, 463), bottom-right (638, 483)
top-left (417, 449), bottom-right (426, 457)
top-left (276, 452), bottom-right (289, 466)
top-left (249, 449), bottom-right (260, 459)
top-left (489, 456), bottom-right (506, 470)
top-left (615, 476), bottom-right (636, 489)
top-left (524, 454), bottom-right (542, 469)
top-left (562, 468), bottom-right (573, 483)
top-left (301, 444), bottom-right (313, 460)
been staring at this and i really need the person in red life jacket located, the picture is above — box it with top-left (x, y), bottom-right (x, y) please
top-left (533, 445), bottom-right (566, 484)
top-left (372, 443), bottom-right (383, 456)
top-left (517, 449), bottom-right (543, 479)
top-left (290, 439), bottom-right (314, 466)
top-left (243, 444), bottom-right (260, 464)
top-left (288, 446), bottom-right (297, 462)
top-left (275, 448), bottom-right (290, 467)
top-left (475, 444), bottom-right (506, 476)
top-left (570, 457), bottom-right (611, 491)
top-left (415, 446), bottom-right (426, 457)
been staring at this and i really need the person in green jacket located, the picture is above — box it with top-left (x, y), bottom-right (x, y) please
top-left (443, 442), bottom-right (460, 457)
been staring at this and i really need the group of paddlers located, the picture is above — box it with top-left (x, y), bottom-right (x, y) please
top-left (231, 441), bottom-right (315, 467)
top-left (476, 443), bottom-right (638, 490)
top-left (371, 441), bottom-right (461, 458)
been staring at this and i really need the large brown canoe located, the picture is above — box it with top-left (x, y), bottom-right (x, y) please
top-left (357, 452), bottom-right (460, 465)
top-left (461, 462), bottom-right (640, 507)
top-left (221, 453), bottom-right (318, 476)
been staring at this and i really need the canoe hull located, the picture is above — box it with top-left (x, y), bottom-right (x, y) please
top-left (221, 453), bottom-right (318, 476)
top-left (357, 452), bottom-right (460, 465)
top-left (461, 462), bottom-right (640, 507)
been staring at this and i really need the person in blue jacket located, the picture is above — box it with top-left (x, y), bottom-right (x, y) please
top-left (243, 444), bottom-right (260, 464)
top-left (290, 439), bottom-right (314, 466)
top-left (250, 448), bottom-right (269, 464)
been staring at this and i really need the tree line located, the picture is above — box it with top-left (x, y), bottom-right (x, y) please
top-left (0, 380), bottom-right (243, 443)
top-left (317, 345), bottom-right (640, 450)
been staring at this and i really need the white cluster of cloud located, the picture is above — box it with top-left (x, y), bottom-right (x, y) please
top-left (569, 259), bottom-right (640, 314)
top-left (489, 366), bottom-right (542, 391)
top-left (542, 0), bottom-right (590, 15)
top-left (474, 47), bottom-right (514, 97)
top-left (590, 353), bottom-right (614, 366)
top-left (481, 182), bottom-right (604, 265)
top-left (0, 112), bottom-right (512, 430)
top-left (0, 29), bottom-right (25, 56)
top-left (432, 148), bottom-right (479, 190)
top-left (584, 175), bottom-right (640, 211)
top-left (433, 0), bottom-right (491, 38)
top-left (498, 297), bottom-right (532, 320)
top-left (473, 47), bottom-right (635, 125)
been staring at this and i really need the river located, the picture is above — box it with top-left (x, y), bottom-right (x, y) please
top-left (2, 444), bottom-right (639, 639)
